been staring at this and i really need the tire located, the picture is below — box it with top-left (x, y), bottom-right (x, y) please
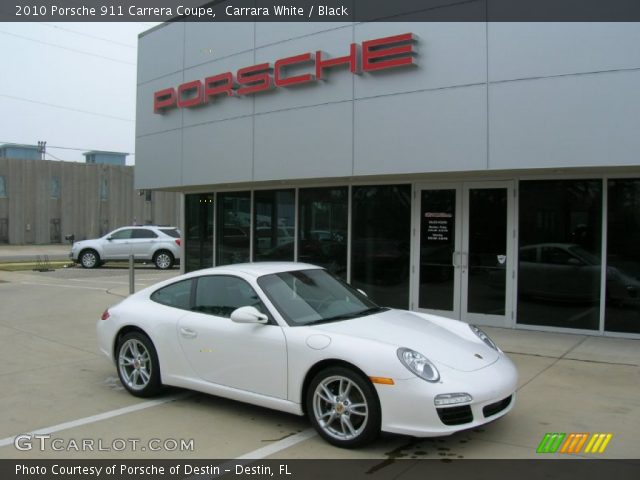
top-left (116, 332), bottom-right (162, 398)
top-left (79, 249), bottom-right (100, 269)
top-left (153, 250), bottom-right (174, 270)
top-left (306, 366), bottom-right (381, 448)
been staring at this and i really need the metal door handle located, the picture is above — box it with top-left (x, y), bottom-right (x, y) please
top-left (461, 252), bottom-right (468, 270)
top-left (452, 251), bottom-right (461, 268)
top-left (180, 328), bottom-right (198, 339)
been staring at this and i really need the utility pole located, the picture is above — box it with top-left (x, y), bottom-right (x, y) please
top-left (37, 140), bottom-right (46, 160)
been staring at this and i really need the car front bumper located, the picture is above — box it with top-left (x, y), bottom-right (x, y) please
top-left (375, 353), bottom-right (518, 437)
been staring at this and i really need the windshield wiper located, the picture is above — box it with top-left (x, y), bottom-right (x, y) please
top-left (308, 306), bottom-right (388, 325)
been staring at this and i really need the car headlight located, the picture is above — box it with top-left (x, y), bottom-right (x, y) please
top-left (469, 324), bottom-right (499, 351)
top-left (397, 348), bottom-right (440, 382)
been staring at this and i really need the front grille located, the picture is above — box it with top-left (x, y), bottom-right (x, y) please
top-left (437, 405), bottom-right (473, 426)
top-left (483, 395), bottom-right (512, 418)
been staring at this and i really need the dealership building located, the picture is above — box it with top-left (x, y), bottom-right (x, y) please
top-left (135, 21), bottom-right (640, 337)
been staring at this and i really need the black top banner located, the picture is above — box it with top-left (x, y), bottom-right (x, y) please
top-left (3, 0), bottom-right (640, 22)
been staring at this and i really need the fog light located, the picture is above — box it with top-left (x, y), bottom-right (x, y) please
top-left (434, 393), bottom-right (473, 406)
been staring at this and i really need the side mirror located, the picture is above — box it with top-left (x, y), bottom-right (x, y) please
top-left (357, 288), bottom-right (368, 297)
top-left (231, 306), bottom-right (268, 324)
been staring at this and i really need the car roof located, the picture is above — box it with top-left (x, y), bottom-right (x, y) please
top-left (186, 262), bottom-right (323, 279)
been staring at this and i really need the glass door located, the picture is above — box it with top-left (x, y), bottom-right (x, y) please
top-left (414, 185), bottom-right (462, 320)
top-left (414, 181), bottom-right (514, 327)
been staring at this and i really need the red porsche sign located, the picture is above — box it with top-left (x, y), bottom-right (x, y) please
top-left (153, 33), bottom-right (417, 114)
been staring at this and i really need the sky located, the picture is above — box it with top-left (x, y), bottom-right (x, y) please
top-left (0, 22), bottom-right (161, 165)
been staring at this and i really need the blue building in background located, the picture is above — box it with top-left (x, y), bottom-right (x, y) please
top-left (0, 143), bottom-right (41, 160)
top-left (83, 150), bottom-right (128, 166)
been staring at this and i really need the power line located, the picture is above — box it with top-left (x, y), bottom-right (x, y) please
top-left (0, 94), bottom-right (134, 122)
top-left (38, 23), bottom-right (136, 49)
top-left (0, 29), bottom-right (136, 66)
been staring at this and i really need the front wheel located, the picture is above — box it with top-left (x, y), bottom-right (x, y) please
top-left (79, 249), bottom-right (100, 269)
top-left (116, 332), bottom-right (162, 397)
top-left (306, 366), bottom-right (381, 448)
top-left (153, 250), bottom-right (174, 270)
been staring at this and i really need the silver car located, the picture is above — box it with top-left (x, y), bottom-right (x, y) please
top-left (70, 226), bottom-right (181, 270)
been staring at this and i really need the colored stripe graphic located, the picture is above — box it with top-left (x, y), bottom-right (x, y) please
top-left (537, 433), bottom-right (613, 454)
top-left (584, 433), bottom-right (613, 454)
top-left (536, 433), bottom-right (566, 453)
top-left (560, 433), bottom-right (589, 454)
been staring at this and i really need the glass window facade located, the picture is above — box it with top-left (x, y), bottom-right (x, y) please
top-left (517, 180), bottom-right (602, 330)
top-left (605, 179), bottom-right (640, 334)
top-left (179, 177), bottom-right (639, 337)
top-left (253, 189), bottom-right (295, 262)
top-left (217, 191), bottom-right (251, 266)
top-left (185, 193), bottom-right (214, 273)
top-left (351, 185), bottom-right (411, 309)
top-left (298, 187), bottom-right (348, 279)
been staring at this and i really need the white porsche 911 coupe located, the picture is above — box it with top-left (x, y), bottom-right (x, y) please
top-left (97, 262), bottom-right (517, 448)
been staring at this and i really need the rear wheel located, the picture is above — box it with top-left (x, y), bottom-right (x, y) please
top-left (153, 250), bottom-right (174, 270)
top-left (306, 366), bottom-right (381, 448)
top-left (116, 332), bottom-right (162, 397)
top-left (79, 249), bottom-right (100, 269)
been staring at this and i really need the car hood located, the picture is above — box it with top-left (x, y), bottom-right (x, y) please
top-left (312, 309), bottom-right (499, 372)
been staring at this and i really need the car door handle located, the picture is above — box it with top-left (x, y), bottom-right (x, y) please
top-left (180, 328), bottom-right (198, 339)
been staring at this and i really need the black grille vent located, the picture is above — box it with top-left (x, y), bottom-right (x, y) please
top-left (436, 405), bottom-right (473, 426)
top-left (483, 395), bottom-right (512, 418)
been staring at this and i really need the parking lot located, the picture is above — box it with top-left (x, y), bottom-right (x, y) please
top-left (0, 263), bottom-right (638, 463)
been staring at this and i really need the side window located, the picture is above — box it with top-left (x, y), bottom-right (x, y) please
top-left (193, 275), bottom-right (266, 318)
top-left (151, 279), bottom-right (193, 310)
top-left (109, 229), bottom-right (133, 240)
top-left (132, 229), bottom-right (158, 239)
top-left (541, 247), bottom-right (574, 265)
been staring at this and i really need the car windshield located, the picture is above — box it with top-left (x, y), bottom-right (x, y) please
top-left (257, 269), bottom-right (385, 326)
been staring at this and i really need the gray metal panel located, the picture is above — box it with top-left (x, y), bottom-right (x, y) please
top-left (136, 73), bottom-right (184, 137)
top-left (354, 23), bottom-right (487, 99)
top-left (489, 23), bottom-right (640, 82)
top-left (137, 22), bottom-right (185, 84)
top-left (254, 102), bottom-right (353, 181)
top-left (135, 130), bottom-right (182, 190)
top-left (181, 51), bottom-right (256, 127)
top-left (354, 85), bottom-right (487, 175)
top-left (254, 27), bottom-right (355, 114)
top-left (182, 117), bottom-right (254, 185)
top-left (255, 22), bottom-right (350, 47)
top-left (184, 23), bottom-right (255, 69)
top-left (489, 70), bottom-right (640, 169)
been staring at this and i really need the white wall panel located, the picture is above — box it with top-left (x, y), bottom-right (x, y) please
top-left (138, 23), bottom-right (185, 84)
top-left (182, 117), bottom-right (254, 185)
top-left (254, 28), bottom-right (355, 114)
top-left (181, 52), bottom-right (256, 127)
top-left (354, 22), bottom-right (487, 99)
top-left (255, 22), bottom-right (350, 47)
top-left (136, 73), bottom-right (184, 137)
top-left (184, 23), bottom-right (255, 69)
top-left (254, 102), bottom-right (353, 181)
top-left (489, 70), bottom-right (640, 169)
top-left (135, 130), bottom-right (182, 190)
top-left (354, 85), bottom-right (487, 175)
top-left (489, 23), bottom-right (640, 82)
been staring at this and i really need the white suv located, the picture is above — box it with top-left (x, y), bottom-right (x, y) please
top-left (70, 226), bottom-right (181, 270)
